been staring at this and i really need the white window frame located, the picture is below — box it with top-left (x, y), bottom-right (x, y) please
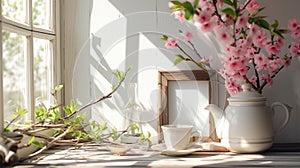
top-left (0, 0), bottom-right (60, 132)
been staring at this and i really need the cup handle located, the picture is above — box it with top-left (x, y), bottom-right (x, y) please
top-left (191, 130), bottom-right (202, 142)
top-left (271, 102), bottom-right (291, 133)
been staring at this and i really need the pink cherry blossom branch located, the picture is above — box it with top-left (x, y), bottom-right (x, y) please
top-left (187, 41), bottom-right (205, 60)
top-left (251, 60), bottom-right (260, 89)
top-left (212, 0), bottom-right (225, 23)
top-left (241, 0), bottom-right (253, 11)
top-left (258, 57), bottom-right (292, 93)
top-left (176, 44), bottom-right (208, 72)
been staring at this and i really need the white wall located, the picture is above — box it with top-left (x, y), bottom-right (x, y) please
top-left (62, 0), bottom-right (300, 143)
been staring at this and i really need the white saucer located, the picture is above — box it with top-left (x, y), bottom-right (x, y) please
top-left (151, 143), bottom-right (203, 156)
top-left (161, 148), bottom-right (202, 156)
top-left (151, 142), bottom-right (229, 156)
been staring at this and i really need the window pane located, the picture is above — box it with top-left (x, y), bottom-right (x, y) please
top-left (2, 31), bottom-right (27, 121)
top-left (34, 38), bottom-right (52, 107)
top-left (2, 0), bottom-right (26, 24)
top-left (33, 0), bottom-right (51, 29)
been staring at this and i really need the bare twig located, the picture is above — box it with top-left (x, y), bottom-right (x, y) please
top-left (188, 41), bottom-right (203, 60)
top-left (27, 126), bottom-right (72, 159)
top-left (63, 70), bottom-right (129, 120)
top-left (176, 44), bottom-right (208, 72)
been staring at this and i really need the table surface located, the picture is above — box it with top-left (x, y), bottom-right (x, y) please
top-left (7, 144), bottom-right (300, 168)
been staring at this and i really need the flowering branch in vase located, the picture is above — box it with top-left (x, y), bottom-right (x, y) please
top-left (162, 0), bottom-right (300, 95)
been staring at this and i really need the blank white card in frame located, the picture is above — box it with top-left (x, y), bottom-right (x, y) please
top-left (168, 80), bottom-right (210, 137)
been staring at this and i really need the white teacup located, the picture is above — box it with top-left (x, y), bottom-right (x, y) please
top-left (161, 125), bottom-right (201, 150)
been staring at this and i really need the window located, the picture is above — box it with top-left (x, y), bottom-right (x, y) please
top-left (0, 0), bottom-right (59, 131)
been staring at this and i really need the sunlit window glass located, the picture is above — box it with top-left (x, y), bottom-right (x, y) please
top-left (33, 0), bottom-right (51, 30)
top-left (33, 38), bottom-right (52, 107)
top-left (2, 0), bottom-right (26, 24)
top-left (2, 30), bottom-right (27, 121)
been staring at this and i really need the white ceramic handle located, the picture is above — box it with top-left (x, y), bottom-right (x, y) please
top-left (271, 102), bottom-right (290, 133)
top-left (191, 130), bottom-right (202, 142)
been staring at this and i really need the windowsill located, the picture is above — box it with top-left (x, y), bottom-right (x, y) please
top-left (18, 143), bottom-right (300, 167)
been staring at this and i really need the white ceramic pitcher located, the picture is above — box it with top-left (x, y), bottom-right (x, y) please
top-left (206, 83), bottom-right (291, 153)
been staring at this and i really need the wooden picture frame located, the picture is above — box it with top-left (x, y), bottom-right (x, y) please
top-left (158, 70), bottom-right (218, 141)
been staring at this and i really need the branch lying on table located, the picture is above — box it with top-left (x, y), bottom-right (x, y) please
top-left (18, 69), bottom-right (130, 161)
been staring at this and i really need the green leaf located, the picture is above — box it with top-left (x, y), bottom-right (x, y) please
top-left (232, 0), bottom-right (238, 9)
top-left (112, 70), bottom-right (125, 82)
top-left (170, 1), bottom-right (181, 6)
top-left (277, 29), bottom-right (290, 34)
top-left (126, 66), bottom-right (132, 73)
top-left (255, 19), bottom-right (270, 30)
top-left (193, 0), bottom-right (199, 8)
top-left (51, 84), bottom-right (63, 95)
top-left (17, 108), bottom-right (28, 116)
top-left (222, 0), bottom-right (234, 6)
top-left (29, 136), bottom-right (35, 144)
top-left (170, 5), bottom-right (181, 10)
top-left (271, 20), bottom-right (279, 29)
top-left (100, 122), bottom-right (108, 130)
top-left (161, 35), bottom-right (168, 41)
top-left (273, 30), bottom-right (284, 39)
top-left (221, 8), bottom-right (235, 18)
top-left (145, 132), bottom-right (151, 139)
top-left (250, 7), bottom-right (265, 16)
top-left (3, 128), bottom-right (11, 132)
top-left (31, 141), bottom-right (44, 148)
top-left (183, 1), bottom-right (194, 20)
top-left (174, 54), bottom-right (185, 66)
top-left (184, 10), bottom-right (193, 20)
top-left (12, 114), bottom-right (18, 120)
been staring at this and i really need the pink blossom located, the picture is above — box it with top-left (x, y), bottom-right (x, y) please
top-left (199, 21), bottom-right (215, 32)
top-left (254, 54), bottom-right (267, 65)
top-left (289, 41), bottom-right (300, 57)
top-left (194, 12), bottom-right (211, 24)
top-left (291, 30), bottom-right (300, 39)
top-left (165, 38), bottom-right (178, 49)
top-left (284, 59), bottom-right (291, 67)
top-left (180, 30), bottom-right (193, 41)
top-left (269, 59), bottom-right (283, 71)
top-left (225, 80), bottom-right (242, 95)
top-left (236, 38), bottom-right (252, 49)
top-left (230, 47), bottom-right (247, 58)
top-left (236, 13), bottom-right (248, 29)
top-left (174, 11), bottom-right (185, 23)
top-left (260, 74), bottom-right (273, 86)
top-left (222, 14), bottom-right (234, 26)
top-left (217, 0), bottom-right (224, 8)
top-left (253, 31), bottom-right (267, 47)
top-left (249, 76), bottom-right (257, 86)
top-left (229, 60), bottom-right (243, 71)
top-left (246, 48), bottom-right (256, 59)
top-left (239, 67), bottom-right (248, 76)
top-left (201, 2), bottom-right (215, 14)
top-left (246, 0), bottom-right (260, 13)
top-left (249, 24), bottom-right (261, 35)
top-left (265, 43), bottom-right (280, 55)
top-left (288, 18), bottom-right (300, 32)
top-left (256, 63), bottom-right (268, 71)
top-left (215, 28), bottom-right (233, 44)
top-left (276, 38), bottom-right (284, 49)
top-left (268, 59), bottom-right (282, 75)
top-left (255, 54), bottom-right (269, 71)
top-left (199, 0), bottom-right (208, 6)
top-left (266, 77), bottom-right (273, 86)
